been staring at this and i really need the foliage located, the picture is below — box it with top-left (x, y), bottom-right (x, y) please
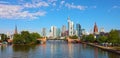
top-left (13, 34), bottom-right (23, 44)
top-left (81, 29), bottom-right (120, 46)
top-left (69, 35), bottom-right (78, 39)
top-left (30, 32), bottom-right (41, 42)
top-left (108, 30), bottom-right (120, 45)
top-left (97, 36), bottom-right (108, 43)
top-left (87, 34), bottom-right (95, 42)
top-left (13, 31), bottom-right (41, 44)
top-left (84, 34), bottom-right (95, 42)
top-left (81, 35), bottom-right (86, 41)
top-left (1, 34), bottom-right (7, 41)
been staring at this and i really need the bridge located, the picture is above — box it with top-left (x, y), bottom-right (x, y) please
top-left (47, 39), bottom-right (66, 40)
top-left (37, 37), bottom-right (47, 44)
top-left (37, 37), bottom-right (81, 44)
top-left (67, 37), bottom-right (81, 43)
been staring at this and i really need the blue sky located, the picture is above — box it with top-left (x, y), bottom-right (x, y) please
top-left (0, 0), bottom-right (120, 34)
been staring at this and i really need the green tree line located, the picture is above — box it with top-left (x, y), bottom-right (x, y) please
top-left (81, 29), bottom-right (120, 46)
top-left (13, 31), bottom-right (41, 44)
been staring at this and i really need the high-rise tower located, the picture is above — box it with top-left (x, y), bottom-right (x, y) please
top-left (76, 24), bottom-right (82, 37)
top-left (61, 25), bottom-right (66, 36)
top-left (50, 26), bottom-right (57, 38)
top-left (41, 28), bottom-right (46, 37)
top-left (14, 25), bottom-right (18, 34)
top-left (68, 17), bottom-right (74, 36)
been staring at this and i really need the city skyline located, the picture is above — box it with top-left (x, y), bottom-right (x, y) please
top-left (0, 0), bottom-right (120, 34)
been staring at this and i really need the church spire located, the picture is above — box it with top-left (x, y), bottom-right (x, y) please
top-left (93, 22), bottom-right (98, 34)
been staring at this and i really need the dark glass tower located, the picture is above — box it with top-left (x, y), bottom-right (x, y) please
top-left (76, 24), bottom-right (81, 37)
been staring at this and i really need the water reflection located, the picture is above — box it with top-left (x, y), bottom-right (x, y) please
top-left (68, 43), bottom-right (74, 58)
top-left (1, 45), bottom-right (7, 52)
top-left (13, 45), bottom-right (36, 52)
top-left (94, 48), bottom-right (98, 58)
top-left (0, 40), bottom-right (120, 58)
top-left (108, 52), bottom-right (120, 58)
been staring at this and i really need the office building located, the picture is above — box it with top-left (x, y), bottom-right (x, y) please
top-left (68, 17), bottom-right (74, 36)
top-left (50, 26), bottom-right (57, 38)
top-left (41, 28), bottom-right (46, 37)
top-left (61, 25), bottom-right (66, 36)
top-left (76, 24), bottom-right (82, 37)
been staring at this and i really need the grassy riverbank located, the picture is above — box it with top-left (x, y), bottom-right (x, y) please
top-left (85, 42), bottom-right (120, 54)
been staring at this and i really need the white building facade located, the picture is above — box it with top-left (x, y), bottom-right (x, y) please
top-left (50, 26), bottom-right (57, 38)
top-left (68, 17), bottom-right (74, 36)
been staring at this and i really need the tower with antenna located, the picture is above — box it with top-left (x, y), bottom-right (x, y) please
top-left (67, 16), bottom-right (74, 36)
top-left (14, 25), bottom-right (18, 34)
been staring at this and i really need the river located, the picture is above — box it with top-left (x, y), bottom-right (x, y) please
top-left (0, 40), bottom-right (120, 58)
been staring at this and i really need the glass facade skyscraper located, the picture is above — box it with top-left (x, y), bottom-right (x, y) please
top-left (76, 24), bottom-right (81, 37)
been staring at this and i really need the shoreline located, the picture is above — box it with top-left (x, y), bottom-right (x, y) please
top-left (83, 42), bottom-right (120, 55)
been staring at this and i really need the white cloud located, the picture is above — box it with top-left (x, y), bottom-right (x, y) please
top-left (24, 1), bottom-right (49, 8)
top-left (0, 4), bottom-right (46, 19)
top-left (0, 0), bottom-right (92, 20)
top-left (65, 3), bottom-right (87, 10)
top-left (47, 0), bottom-right (57, 7)
top-left (48, 0), bottom-right (57, 3)
top-left (108, 5), bottom-right (120, 12)
top-left (59, 0), bottom-right (65, 8)
top-left (60, 1), bottom-right (65, 5)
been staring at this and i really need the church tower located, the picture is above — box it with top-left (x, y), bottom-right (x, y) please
top-left (93, 22), bottom-right (98, 34)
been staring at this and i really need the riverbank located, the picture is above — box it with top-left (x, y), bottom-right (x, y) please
top-left (84, 42), bottom-right (120, 55)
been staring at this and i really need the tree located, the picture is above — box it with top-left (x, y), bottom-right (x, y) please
top-left (86, 34), bottom-right (95, 42)
top-left (1, 34), bottom-right (7, 41)
top-left (97, 36), bottom-right (108, 43)
top-left (21, 31), bottom-right (32, 44)
top-left (108, 30), bottom-right (120, 46)
top-left (30, 32), bottom-right (41, 42)
top-left (13, 31), bottom-right (41, 44)
top-left (13, 34), bottom-right (23, 44)
top-left (81, 35), bottom-right (86, 41)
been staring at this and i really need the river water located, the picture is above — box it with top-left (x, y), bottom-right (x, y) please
top-left (0, 40), bottom-right (120, 58)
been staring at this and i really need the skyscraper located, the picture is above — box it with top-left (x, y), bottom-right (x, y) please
top-left (56, 28), bottom-right (61, 37)
top-left (41, 28), bottom-right (46, 37)
top-left (74, 30), bottom-right (78, 36)
top-left (50, 26), bottom-right (57, 38)
top-left (61, 25), bottom-right (66, 36)
top-left (76, 24), bottom-right (82, 37)
top-left (68, 17), bottom-right (74, 36)
top-left (93, 22), bottom-right (98, 34)
top-left (62, 25), bottom-right (66, 33)
top-left (14, 25), bottom-right (18, 34)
